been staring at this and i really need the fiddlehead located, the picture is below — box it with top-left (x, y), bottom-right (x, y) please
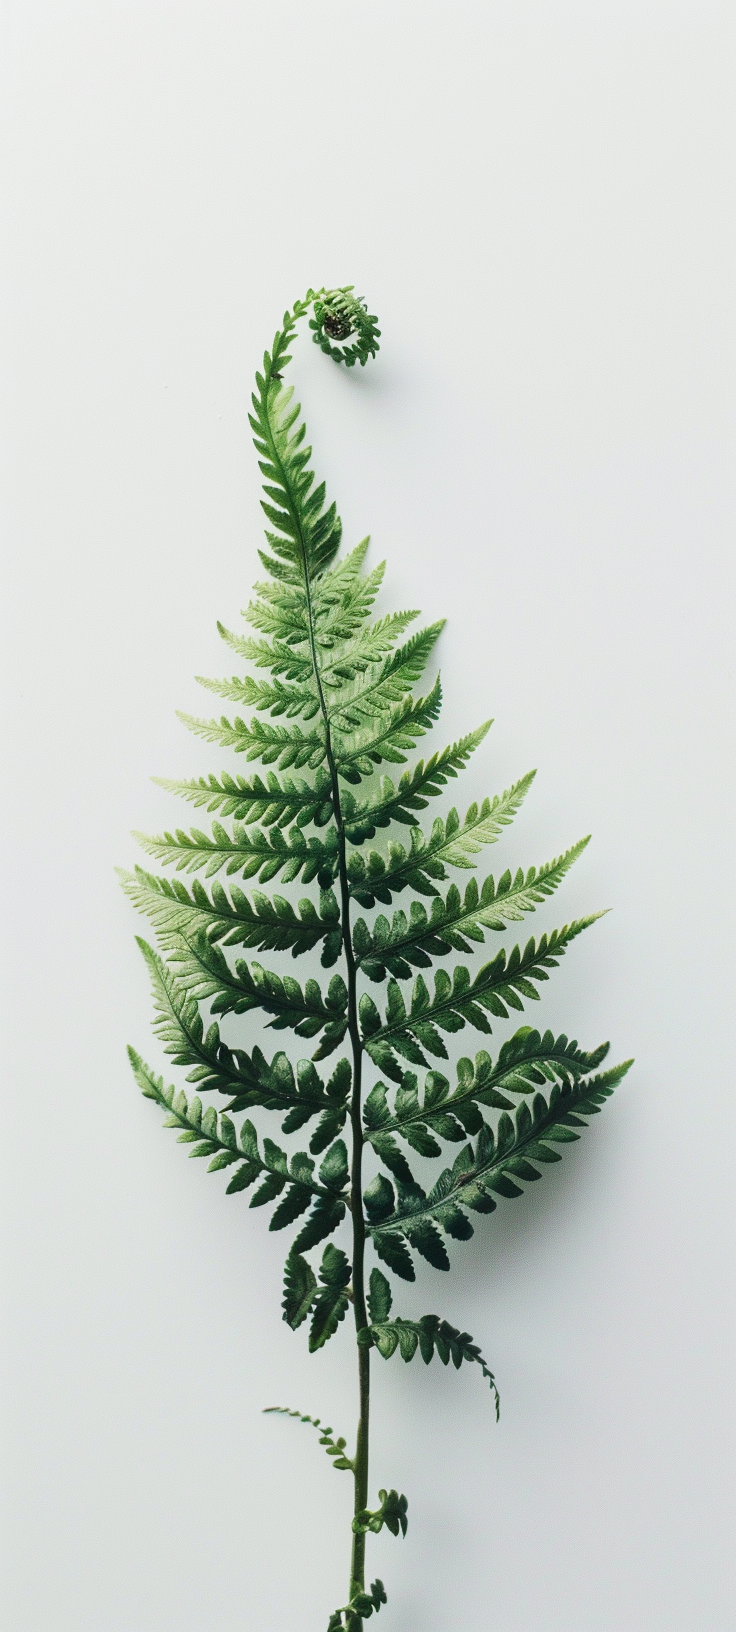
top-left (310, 287), bottom-right (381, 368)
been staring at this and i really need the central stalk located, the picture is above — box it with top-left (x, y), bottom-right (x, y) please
top-left (326, 741), bottom-right (370, 1612)
top-left (263, 346), bottom-right (372, 1623)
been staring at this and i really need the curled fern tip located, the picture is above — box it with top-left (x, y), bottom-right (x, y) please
top-left (311, 287), bottom-right (380, 368)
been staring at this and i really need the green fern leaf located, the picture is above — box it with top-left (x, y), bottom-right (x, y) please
top-left (249, 320), bottom-right (344, 581)
top-left (292, 1195), bottom-right (347, 1255)
top-left (136, 936), bottom-right (263, 1097)
top-left (237, 585), bottom-right (310, 642)
top-left (354, 847), bottom-right (594, 979)
top-left (134, 819), bottom-right (339, 886)
top-left (135, 937), bottom-right (350, 1128)
top-left (338, 721), bottom-right (490, 802)
top-left (311, 538), bottom-right (375, 628)
top-left (346, 770), bottom-right (535, 902)
top-left (165, 930), bottom-right (348, 1046)
top-left (177, 710), bottom-right (327, 770)
top-left (366, 1059), bottom-right (632, 1274)
top-left (352, 1488), bottom-right (408, 1538)
top-left (309, 1244), bottom-right (352, 1351)
top-left (118, 867), bottom-right (342, 964)
top-left (367, 1268), bottom-right (393, 1323)
top-left (367, 1028), bottom-right (612, 1150)
top-left (204, 633), bottom-right (315, 683)
top-left (310, 287), bottom-right (380, 369)
top-left (282, 1253), bottom-right (318, 1329)
top-left (327, 622), bottom-right (444, 728)
top-left (360, 924), bottom-right (599, 1077)
top-left (319, 610), bottom-right (420, 691)
top-left (127, 1051), bottom-right (342, 1225)
top-left (333, 680), bottom-right (444, 778)
top-left (196, 668), bottom-right (320, 720)
top-left (152, 769), bottom-right (333, 827)
top-left (263, 1405), bottom-right (355, 1472)
top-left (359, 1315), bottom-right (499, 1416)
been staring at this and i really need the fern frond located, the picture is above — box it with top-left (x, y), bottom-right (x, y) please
top-left (332, 680), bottom-right (443, 779)
top-left (353, 844), bottom-right (594, 979)
top-left (366, 1059), bottom-right (632, 1275)
top-left (346, 771), bottom-right (535, 899)
top-left (135, 939), bottom-right (349, 1130)
top-left (342, 721), bottom-right (491, 817)
top-left (123, 286), bottom-right (629, 1627)
top-left (118, 867), bottom-right (342, 963)
top-left (289, 1138), bottom-right (350, 1251)
top-left (309, 1243), bottom-right (352, 1351)
top-left (366, 1028), bottom-right (612, 1145)
top-left (318, 611), bottom-right (420, 692)
top-left (195, 670), bottom-right (320, 721)
top-left (310, 287), bottom-right (380, 369)
top-left (134, 820), bottom-right (339, 886)
top-left (165, 930), bottom-right (349, 1054)
top-left (128, 1051), bottom-right (343, 1215)
top-left (358, 923), bottom-right (599, 1077)
top-left (220, 604), bottom-right (304, 654)
top-left (250, 310), bottom-right (344, 583)
top-left (177, 711), bottom-right (327, 769)
top-left (327, 623), bottom-right (444, 728)
top-left (210, 632), bottom-right (314, 682)
top-left (137, 937), bottom-right (262, 1097)
top-left (152, 769), bottom-right (333, 828)
top-left (281, 1254), bottom-right (318, 1329)
top-left (358, 1313), bottom-right (499, 1418)
top-left (238, 592), bottom-right (310, 642)
top-left (313, 554), bottom-right (384, 646)
top-left (264, 1404), bottom-right (354, 1471)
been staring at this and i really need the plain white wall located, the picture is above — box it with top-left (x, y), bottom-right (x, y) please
top-left (2, 4), bottom-right (734, 1629)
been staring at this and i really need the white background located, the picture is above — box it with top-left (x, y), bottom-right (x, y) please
top-left (2, 4), bottom-right (734, 1629)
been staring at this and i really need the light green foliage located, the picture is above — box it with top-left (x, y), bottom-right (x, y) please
top-left (263, 1407), bottom-right (355, 1472)
top-left (123, 286), bottom-right (630, 1629)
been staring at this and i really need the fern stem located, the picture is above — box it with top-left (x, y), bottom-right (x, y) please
top-left (263, 317), bottom-right (372, 1616)
top-left (336, 803), bottom-right (370, 1604)
top-left (321, 668), bottom-right (372, 1611)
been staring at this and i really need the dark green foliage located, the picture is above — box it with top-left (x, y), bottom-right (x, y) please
top-left (344, 769), bottom-right (534, 897)
top-left (363, 1059), bottom-right (632, 1279)
top-left (359, 1314), bottom-right (500, 1419)
top-left (291, 1194), bottom-right (347, 1255)
top-left (309, 1243), bottom-right (352, 1351)
top-left (329, 1579), bottom-right (388, 1631)
top-left (366, 1268), bottom-right (393, 1323)
top-left (353, 1490), bottom-right (408, 1538)
top-left (129, 1050), bottom-right (340, 1211)
top-left (353, 846), bottom-right (596, 979)
top-left (358, 925), bottom-right (602, 1081)
top-left (123, 285), bottom-right (629, 1628)
top-left (161, 930), bottom-right (348, 1054)
top-left (282, 1252), bottom-right (317, 1330)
